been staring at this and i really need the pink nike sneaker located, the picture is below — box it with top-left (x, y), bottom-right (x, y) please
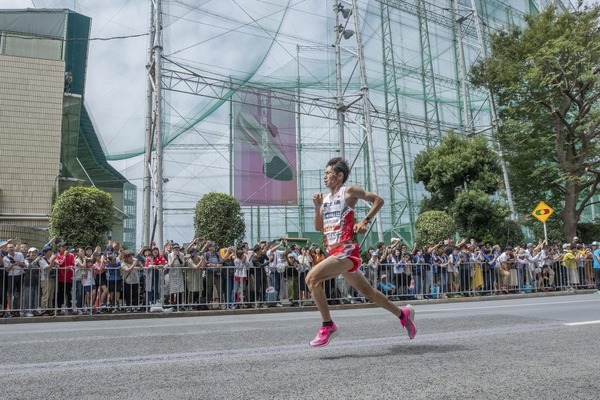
top-left (400, 305), bottom-right (417, 339)
top-left (310, 322), bottom-right (339, 347)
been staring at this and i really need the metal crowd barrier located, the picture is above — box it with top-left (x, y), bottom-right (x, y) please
top-left (0, 258), bottom-right (596, 317)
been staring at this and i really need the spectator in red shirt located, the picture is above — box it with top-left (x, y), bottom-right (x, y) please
top-left (55, 242), bottom-right (75, 314)
top-left (145, 247), bottom-right (167, 305)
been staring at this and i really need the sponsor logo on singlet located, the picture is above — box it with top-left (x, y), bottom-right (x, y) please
top-left (322, 186), bottom-right (354, 247)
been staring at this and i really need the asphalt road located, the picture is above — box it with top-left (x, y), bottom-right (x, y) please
top-left (1, 294), bottom-right (599, 400)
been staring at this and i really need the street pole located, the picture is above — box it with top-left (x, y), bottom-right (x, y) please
top-left (334, 1), bottom-right (345, 160)
top-left (152, 0), bottom-right (164, 246)
top-left (351, 0), bottom-right (384, 243)
top-left (142, 1), bottom-right (155, 246)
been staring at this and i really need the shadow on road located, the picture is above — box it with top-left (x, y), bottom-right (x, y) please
top-left (319, 343), bottom-right (468, 360)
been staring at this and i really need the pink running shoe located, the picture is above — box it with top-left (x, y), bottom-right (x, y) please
top-left (310, 322), bottom-right (339, 347)
top-left (400, 305), bottom-right (417, 339)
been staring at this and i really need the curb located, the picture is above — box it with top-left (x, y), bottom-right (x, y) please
top-left (0, 289), bottom-right (595, 325)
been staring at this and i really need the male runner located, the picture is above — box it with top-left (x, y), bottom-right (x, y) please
top-left (305, 157), bottom-right (416, 347)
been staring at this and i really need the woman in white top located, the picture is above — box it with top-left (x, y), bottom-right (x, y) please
top-left (232, 248), bottom-right (251, 308)
top-left (120, 252), bottom-right (141, 310)
top-left (81, 257), bottom-right (96, 315)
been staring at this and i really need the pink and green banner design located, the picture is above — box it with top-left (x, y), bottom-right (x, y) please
top-left (233, 90), bottom-right (297, 206)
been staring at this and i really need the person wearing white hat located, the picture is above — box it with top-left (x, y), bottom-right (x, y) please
top-left (377, 274), bottom-right (397, 298)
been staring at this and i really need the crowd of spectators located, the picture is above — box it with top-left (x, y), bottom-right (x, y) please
top-left (1, 234), bottom-right (599, 318)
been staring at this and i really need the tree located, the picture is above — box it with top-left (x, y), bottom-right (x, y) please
top-left (413, 132), bottom-right (502, 211)
top-left (451, 189), bottom-right (511, 244)
top-left (413, 132), bottom-right (512, 243)
top-left (470, 5), bottom-right (600, 241)
top-left (193, 192), bottom-right (245, 247)
top-left (415, 211), bottom-right (455, 247)
top-left (50, 186), bottom-right (113, 247)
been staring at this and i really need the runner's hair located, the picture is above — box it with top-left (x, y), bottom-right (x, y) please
top-left (326, 157), bottom-right (350, 183)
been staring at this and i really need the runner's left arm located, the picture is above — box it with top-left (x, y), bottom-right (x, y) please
top-left (346, 185), bottom-right (384, 234)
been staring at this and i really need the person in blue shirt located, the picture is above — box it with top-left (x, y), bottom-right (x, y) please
top-left (377, 274), bottom-right (397, 299)
top-left (105, 251), bottom-right (122, 312)
top-left (591, 242), bottom-right (600, 295)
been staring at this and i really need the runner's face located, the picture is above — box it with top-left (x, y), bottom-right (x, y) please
top-left (324, 166), bottom-right (342, 189)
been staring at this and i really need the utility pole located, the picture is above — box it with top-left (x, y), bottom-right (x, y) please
top-left (142, 1), bottom-right (155, 247)
top-left (351, 0), bottom-right (384, 243)
top-left (145, 0), bottom-right (165, 246)
top-left (334, 1), bottom-right (346, 160)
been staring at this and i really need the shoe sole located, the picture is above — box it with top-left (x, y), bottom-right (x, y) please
top-left (403, 304), bottom-right (417, 340)
top-left (310, 328), bottom-right (338, 347)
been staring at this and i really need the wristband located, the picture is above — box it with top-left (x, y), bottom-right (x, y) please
top-left (364, 216), bottom-right (371, 223)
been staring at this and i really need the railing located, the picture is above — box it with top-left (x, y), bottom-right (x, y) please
top-left (0, 260), bottom-right (597, 317)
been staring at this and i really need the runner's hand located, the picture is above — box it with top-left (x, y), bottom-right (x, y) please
top-left (312, 192), bottom-right (323, 207)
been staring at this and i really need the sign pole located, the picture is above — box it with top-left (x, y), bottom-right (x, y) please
top-left (543, 222), bottom-right (548, 243)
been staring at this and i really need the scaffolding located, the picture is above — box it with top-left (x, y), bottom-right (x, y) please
top-left (136, 0), bottom-right (559, 246)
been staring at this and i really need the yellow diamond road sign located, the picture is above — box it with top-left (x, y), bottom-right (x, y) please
top-left (532, 201), bottom-right (554, 223)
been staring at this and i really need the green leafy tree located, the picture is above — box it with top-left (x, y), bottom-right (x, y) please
top-left (413, 132), bottom-right (502, 211)
top-left (451, 189), bottom-right (512, 243)
top-left (193, 192), bottom-right (245, 247)
top-left (415, 211), bottom-right (456, 247)
top-left (414, 132), bottom-right (513, 242)
top-left (50, 186), bottom-right (113, 247)
top-left (470, 5), bottom-right (600, 241)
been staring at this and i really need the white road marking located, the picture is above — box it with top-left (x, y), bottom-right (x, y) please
top-left (564, 320), bottom-right (600, 326)
top-left (416, 298), bottom-right (600, 313)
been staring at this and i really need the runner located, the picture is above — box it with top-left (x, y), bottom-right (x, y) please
top-left (305, 157), bottom-right (417, 347)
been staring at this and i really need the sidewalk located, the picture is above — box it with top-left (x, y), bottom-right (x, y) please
top-left (0, 289), bottom-right (595, 325)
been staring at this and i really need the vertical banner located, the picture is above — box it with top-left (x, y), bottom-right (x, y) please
top-left (234, 90), bottom-right (297, 206)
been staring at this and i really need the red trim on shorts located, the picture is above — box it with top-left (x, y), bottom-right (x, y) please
top-left (328, 243), bottom-right (361, 273)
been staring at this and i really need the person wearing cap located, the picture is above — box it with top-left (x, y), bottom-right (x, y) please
top-left (590, 242), bottom-right (600, 295)
top-left (284, 252), bottom-right (301, 307)
top-left (22, 248), bottom-right (42, 317)
top-left (306, 157), bottom-right (416, 347)
top-left (39, 247), bottom-right (56, 315)
top-left (3, 243), bottom-right (26, 316)
top-left (366, 251), bottom-right (380, 289)
top-left (377, 274), bottom-right (397, 298)
top-left (515, 249), bottom-right (531, 293)
top-left (54, 242), bottom-right (75, 314)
